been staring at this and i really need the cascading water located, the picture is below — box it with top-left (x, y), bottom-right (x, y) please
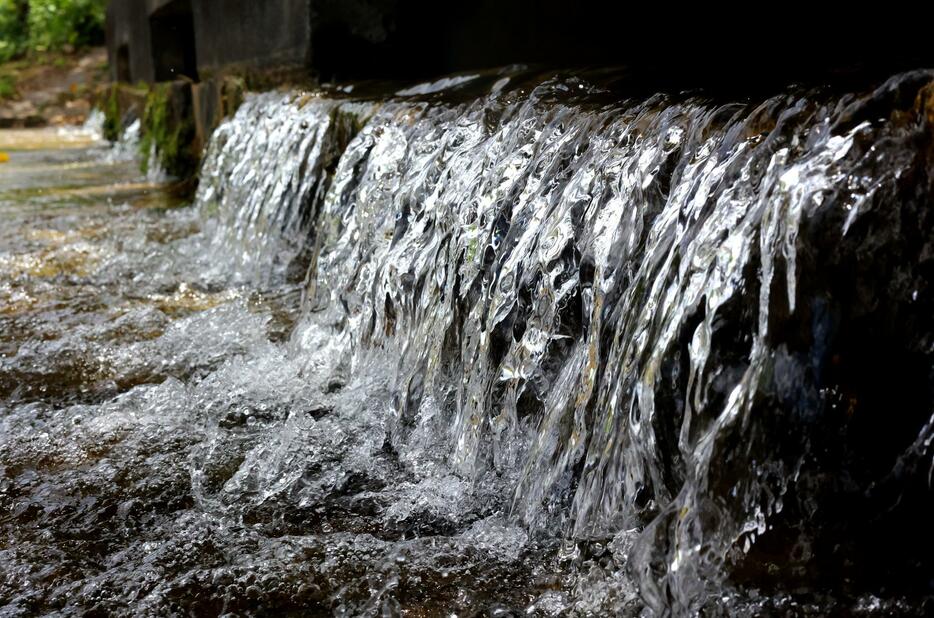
top-left (2, 68), bottom-right (933, 616)
top-left (197, 93), bottom-right (375, 284)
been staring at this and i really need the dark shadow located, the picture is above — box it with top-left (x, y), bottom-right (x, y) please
top-left (308, 0), bottom-right (934, 95)
top-left (116, 44), bottom-right (131, 82)
top-left (150, 0), bottom-right (198, 82)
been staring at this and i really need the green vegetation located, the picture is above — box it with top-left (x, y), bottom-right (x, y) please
top-left (0, 72), bottom-right (15, 99)
top-left (0, 0), bottom-right (106, 62)
top-left (27, 0), bottom-right (106, 52)
top-left (0, 1), bottom-right (27, 62)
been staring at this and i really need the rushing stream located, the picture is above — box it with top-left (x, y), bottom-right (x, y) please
top-left (2, 69), bottom-right (934, 616)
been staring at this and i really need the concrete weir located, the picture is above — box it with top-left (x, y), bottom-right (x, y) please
top-left (106, 0), bottom-right (312, 84)
top-left (2, 2), bottom-right (929, 614)
top-left (102, 1), bottom-right (934, 183)
top-left (104, 0), bottom-right (309, 178)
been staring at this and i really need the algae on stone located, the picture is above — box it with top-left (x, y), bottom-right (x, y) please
top-left (139, 82), bottom-right (196, 178)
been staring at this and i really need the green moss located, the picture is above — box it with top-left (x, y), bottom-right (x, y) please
top-left (139, 83), bottom-right (197, 179)
top-left (221, 77), bottom-right (245, 117)
top-left (101, 83), bottom-right (120, 142)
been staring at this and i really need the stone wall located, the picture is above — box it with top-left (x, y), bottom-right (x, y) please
top-left (106, 0), bottom-right (155, 83)
top-left (192, 0), bottom-right (311, 80)
top-left (101, 0), bottom-right (934, 191)
top-left (106, 0), bottom-right (311, 85)
top-left (107, 0), bottom-right (934, 89)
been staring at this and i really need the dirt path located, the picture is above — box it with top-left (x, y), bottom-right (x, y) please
top-left (0, 47), bottom-right (108, 128)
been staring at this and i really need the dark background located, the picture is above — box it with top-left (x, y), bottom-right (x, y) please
top-left (310, 1), bottom-right (934, 93)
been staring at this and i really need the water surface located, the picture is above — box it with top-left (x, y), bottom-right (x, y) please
top-left (3, 70), bottom-right (934, 616)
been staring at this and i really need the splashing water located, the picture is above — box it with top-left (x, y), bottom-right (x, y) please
top-left (2, 69), bottom-right (934, 616)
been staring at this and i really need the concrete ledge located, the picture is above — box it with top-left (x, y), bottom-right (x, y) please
top-left (95, 82), bottom-right (148, 141)
top-left (191, 77), bottom-right (244, 154)
top-left (97, 76), bottom-right (244, 186)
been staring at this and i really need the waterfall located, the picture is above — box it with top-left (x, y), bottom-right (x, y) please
top-left (198, 70), bottom-right (934, 612)
top-left (196, 92), bottom-right (376, 283)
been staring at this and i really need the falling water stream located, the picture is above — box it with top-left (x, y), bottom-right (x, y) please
top-left (2, 69), bottom-right (934, 616)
